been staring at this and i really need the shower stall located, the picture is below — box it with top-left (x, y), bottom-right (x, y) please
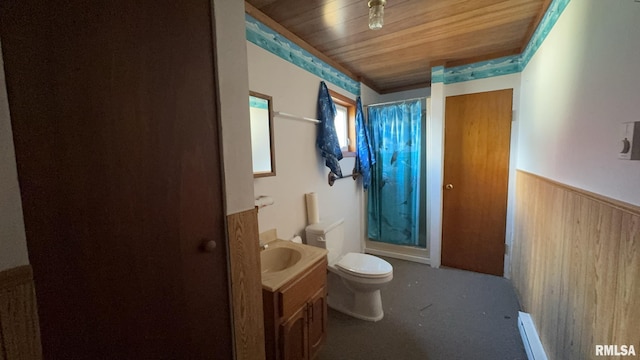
top-left (365, 97), bottom-right (430, 263)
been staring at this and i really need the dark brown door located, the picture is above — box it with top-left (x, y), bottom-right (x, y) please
top-left (442, 89), bottom-right (513, 276)
top-left (0, 1), bottom-right (232, 358)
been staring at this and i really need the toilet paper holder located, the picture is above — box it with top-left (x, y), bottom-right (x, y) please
top-left (255, 195), bottom-right (275, 210)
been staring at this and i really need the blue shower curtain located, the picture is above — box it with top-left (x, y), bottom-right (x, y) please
top-left (367, 100), bottom-right (422, 247)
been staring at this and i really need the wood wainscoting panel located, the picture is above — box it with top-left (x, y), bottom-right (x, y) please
top-left (0, 265), bottom-right (42, 360)
top-left (227, 208), bottom-right (266, 360)
top-left (512, 170), bottom-right (640, 360)
top-left (613, 213), bottom-right (640, 348)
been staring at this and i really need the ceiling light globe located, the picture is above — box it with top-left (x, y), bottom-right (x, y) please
top-left (368, 0), bottom-right (386, 30)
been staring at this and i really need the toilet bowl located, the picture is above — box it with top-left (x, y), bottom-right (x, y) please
top-left (306, 219), bottom-right (393, 322)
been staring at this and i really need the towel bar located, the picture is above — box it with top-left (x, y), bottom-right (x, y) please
top-left (274, 111), bottom-right (321, 124)
top-left (328, 169), bottom-right (359, 186)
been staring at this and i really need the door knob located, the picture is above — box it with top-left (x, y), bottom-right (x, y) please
top-left (201, 240), bottom-right (217, 253)
top-left (445, 184), bottom-right (454, 190)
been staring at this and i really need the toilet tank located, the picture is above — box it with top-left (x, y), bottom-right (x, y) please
top-left (305, 218), bottom-right (344, 265)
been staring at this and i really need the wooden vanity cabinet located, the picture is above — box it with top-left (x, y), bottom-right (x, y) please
top-left (263, 257), bottom-right (328, 360)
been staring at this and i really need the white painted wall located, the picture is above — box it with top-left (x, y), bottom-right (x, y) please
top-left (377, 87), bottom-right (431, 104)
top-left (444, 74), bottom-right (522, 277)
top-left (212, 0), bottom-right (256, 215)
top-left (247, 43), bottom-right (363, 254)
top-left (0, 41), bottom-right (30, 271)
top-left (360, 83), bottom-right (382, 106)
top-left (427, 82), bottom-right (445, 268)
top-left (518, 0), bottom-right (640, 206)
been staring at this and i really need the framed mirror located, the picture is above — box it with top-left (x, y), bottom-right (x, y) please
top-left (249, 91), bottom-right (276, 177)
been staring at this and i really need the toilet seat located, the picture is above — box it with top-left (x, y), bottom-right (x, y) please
top-left (336, 253), bottom-right (393, 279)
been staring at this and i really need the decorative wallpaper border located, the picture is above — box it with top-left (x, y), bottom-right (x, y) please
top-left (444, 55), bottom-right (521, 84)
top-left (431, 66), bottom-right (445, 84)
top-left (249, 96), bottom-right (268, 109)
top-left (245, 14), bottom-right (361, 96)
top-left (244, 0), bottom-right (570, 90)
top-left (520, 0), bottom-right (571, 68)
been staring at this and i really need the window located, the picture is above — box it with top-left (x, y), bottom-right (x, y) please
top-left (334, 103), bottom-right (349, 150)
top-left (329, 90), bottom-right (356, 156)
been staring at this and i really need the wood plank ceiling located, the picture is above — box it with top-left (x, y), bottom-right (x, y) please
top-left (245, 0), bottom-right (551, 94)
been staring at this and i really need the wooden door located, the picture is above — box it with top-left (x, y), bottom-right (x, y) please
top-left (0, 1), bottom-right (232, 358)
top-left (442, 89), bottom-right (513, 276)
top-left (280, 305), bottom-right (308, 360)
top-left (307, 287), bottom-right (327, 360)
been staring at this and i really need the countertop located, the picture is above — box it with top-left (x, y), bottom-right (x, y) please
top-left (261, 239), bottom-right (328, 292)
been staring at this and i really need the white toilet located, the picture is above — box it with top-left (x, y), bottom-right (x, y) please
top-left (305, 219), bottom-right (393, 322)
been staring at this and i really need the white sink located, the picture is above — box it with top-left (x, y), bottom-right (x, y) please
top-left (260, 246), bottom-right (302, 274)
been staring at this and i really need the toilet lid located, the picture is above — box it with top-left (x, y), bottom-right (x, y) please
top-left (336, 253), bottom-right (393, 278)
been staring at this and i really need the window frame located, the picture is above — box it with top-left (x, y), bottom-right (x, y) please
top-left (329, 90), bottom-right (356, 157)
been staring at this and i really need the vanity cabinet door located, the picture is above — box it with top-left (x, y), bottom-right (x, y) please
top-left (265, 257), bottom-right (328, 360)
top-left (307, 286), bottom-right (327, 360)
top-left (279, 304), bottom-right (308, 360)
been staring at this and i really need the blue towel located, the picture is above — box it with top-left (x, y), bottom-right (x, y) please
top-left (316, 81), bottom-right (343, 177)
top-left (354, 97), bottom-right (376, 190)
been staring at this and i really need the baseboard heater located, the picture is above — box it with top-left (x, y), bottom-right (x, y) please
top-left (518, 311), bottom-right (548, 360)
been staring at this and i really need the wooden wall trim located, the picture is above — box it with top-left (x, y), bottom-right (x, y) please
top-left (512, 170), bottom-right (640, 359)
top-left (518, 170), bottom-right (640, 216)
top-left (0, 265), bottom-right (42, 360)
top-left (227, 208), bottom-right (266, 360)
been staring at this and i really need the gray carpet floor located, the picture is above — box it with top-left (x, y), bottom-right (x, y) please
top-left (318, 257), bottom-right (527, 360)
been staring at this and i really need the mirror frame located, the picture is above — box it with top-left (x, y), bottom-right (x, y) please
top-left (249, 91), bottom-right (276, 178)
